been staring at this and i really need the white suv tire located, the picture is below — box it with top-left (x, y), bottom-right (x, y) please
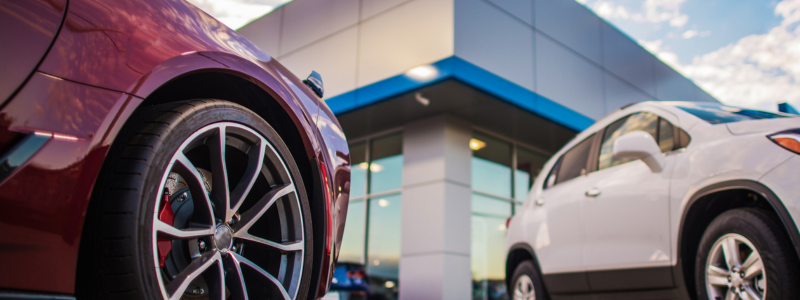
top-left (695, 208), bottom-right (800, 300)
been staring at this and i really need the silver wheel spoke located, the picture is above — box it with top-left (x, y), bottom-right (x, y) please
top-left (208, 125), bottom-right (231, 222)
top-left (174, 152), bottom-right (215, 225)
top-left (234, 183), bottom-right (294, 233)
top-left (236, 233), bottom-right (303, 252)
top-left (228, 138), bottom-right (267, 222)
top-left (743, 285), bottom-right (762, 300)
top-left (226, 254), bottom-right (250, 300)
top-left (233, 253), bottom-right (291, 300)
top-left (725, 290), bottom-right (737, 300)
top-left (164, 251), bottom-right (221, 300)
top-left (155, 220), bottom-right (215, 240)
top-left (708, 265), bottom-right (730, 286)
top-left (741, 253), bottom-right (763, 279)
top-left (707, 275), bottom-right (729, 286)
top-left (721, 237), bottom-right (741, 270)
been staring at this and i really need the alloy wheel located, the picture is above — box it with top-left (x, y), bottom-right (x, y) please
top-left (150, 122), bottom-right (305, 300)
top-left (705, 233), bottom-right (766, 300)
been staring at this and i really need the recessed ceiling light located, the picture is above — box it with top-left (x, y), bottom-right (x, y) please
top-left (405, 65), bottom-right (438, 80)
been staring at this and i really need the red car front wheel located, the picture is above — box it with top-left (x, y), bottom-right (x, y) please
top-left (78, 100), bottom-right (313, 300)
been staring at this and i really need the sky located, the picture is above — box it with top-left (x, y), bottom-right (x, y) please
top-left (188, 0), bottom-right (800, 111)
top-left (578, 0), bottom-right (800, 111)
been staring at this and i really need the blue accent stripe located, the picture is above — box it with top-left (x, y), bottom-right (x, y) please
top-left (325, 56), bottom-right (594, 131)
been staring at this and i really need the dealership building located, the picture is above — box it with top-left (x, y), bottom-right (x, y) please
top-left (238, 0), bottom-right (717, 299)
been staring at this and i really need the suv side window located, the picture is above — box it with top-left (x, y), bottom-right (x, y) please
top-left (658, 118), bottom-right (675, 152)
top-left (545, 133), bottom-right (596, 189)
top-left (598, 112), bottom-right (659, 170)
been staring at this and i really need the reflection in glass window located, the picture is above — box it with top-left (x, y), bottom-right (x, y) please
top-left (344, 132), bottom-right (403, 300)
top-left (598, 113), bottom-right (658, 170)
top-left (350, 143), bottom-right (367, 199)
top-left (658, 118), bottom-right (675, 153)
top-left (471, 215), bottom-right (509, 300)
top-left (515, 148), bottom-right (548, 202)
top-left (339, 199), bottom-right (364, 263)
top-left (471, 132), bottom-right (512, 198)
top-left (472, 193), bottom-right (512, 216)
top-left (367, 194), bottom-right (401, 299)
top-left (370, 134), bottom-right (403, 194)
top-left (556, 134), bottom-right (595, 184)
top-left (470, 131), bottom-right (555, 300)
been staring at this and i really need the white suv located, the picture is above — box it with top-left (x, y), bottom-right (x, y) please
top-left (505, 101), bottom-right (800, 300)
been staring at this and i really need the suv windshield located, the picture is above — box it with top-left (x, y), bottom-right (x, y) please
top-left (670, 103), bottom-right (795, 124)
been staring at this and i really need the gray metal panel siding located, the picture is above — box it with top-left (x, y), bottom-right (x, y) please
top-left (486, 0), bottom-right (533, 25)
top-left (534, 0), bottom-right (602, 65)
top-left (536, 32), bottom-right (605, 119)
top-left (654, 60), bottom-right (695, 101)
top-left (601, 23), bottom-right (656, 98)
top-left (455, 0), bottom-right (535, 91)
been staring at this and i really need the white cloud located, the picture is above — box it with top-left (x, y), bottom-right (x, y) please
top-left (586, 0), bottom-right (689, 27)
top-left (631, 0), bottom-right (690, 27)
top-left (186, 0), bottom-right (289, 29)
top-left (592, 1), bottom-right (630, 20)
top-left (677, 0), bottom-right (800, 110)
top-left (669, 14), bottom-right (688, 27)
top-left (682, 29), bottom-right (698, 39)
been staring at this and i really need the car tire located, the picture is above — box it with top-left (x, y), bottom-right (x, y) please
top-left (510, 260), bottom-right (548, 300)
top-left (695, 208), bottom-right (800, 300)
top-left (76, 99), bottom-right (313, 300)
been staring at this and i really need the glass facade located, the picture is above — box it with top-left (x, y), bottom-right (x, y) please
top-left (338, 132), bottom-right (403, 300)
top-left (470, 131), bottom-right (550, 300)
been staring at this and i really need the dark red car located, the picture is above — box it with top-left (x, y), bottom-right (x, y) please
top-left (0, 0), bottom-right (350, 299)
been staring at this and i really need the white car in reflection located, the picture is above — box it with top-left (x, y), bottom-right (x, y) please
top-left (505, 101), bottom-right (800, 300)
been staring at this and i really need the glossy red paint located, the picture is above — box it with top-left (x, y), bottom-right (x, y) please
top-left (0, 0), bottom-right (66, 105)
top-left (37, 0), bottom-right (323, 155)
top-left (0, 0), bottom-right (349, 297)
top-left (314, 99), bottom-right (352, 297)
top-left (0, 73), bottom-right (131, 293)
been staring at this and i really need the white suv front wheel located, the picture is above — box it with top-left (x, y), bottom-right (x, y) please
top-left (695, 208), bottom-right (800, 300)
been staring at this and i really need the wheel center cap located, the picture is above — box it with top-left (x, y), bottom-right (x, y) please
top-left (214, 225), bottom-right (233, 253)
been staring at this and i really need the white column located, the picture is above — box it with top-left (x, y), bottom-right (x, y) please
top-left (399, 115), bottom-right (472, 300)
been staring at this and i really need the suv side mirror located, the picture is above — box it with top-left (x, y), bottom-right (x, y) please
top-left (613, 131), bottom-right (664, 172)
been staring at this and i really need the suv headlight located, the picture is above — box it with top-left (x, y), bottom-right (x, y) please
top-left (768, 129), bottom-right (800, 154)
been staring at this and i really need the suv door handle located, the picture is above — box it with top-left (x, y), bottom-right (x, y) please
top-left (585, 188), bottom-right (601, 197)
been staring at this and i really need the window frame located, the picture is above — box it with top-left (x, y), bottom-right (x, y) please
top-left (342, 128), bottom-right (404, 265)
top-left (470, 128), bottom-right (553, 215)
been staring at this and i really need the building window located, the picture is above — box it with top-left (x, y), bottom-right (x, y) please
top-left (338, 132), bottom-right (403, 299)
top-left (470, 131), bottom-right (549, 300)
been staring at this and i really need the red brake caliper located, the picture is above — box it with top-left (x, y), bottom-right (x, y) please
top-left (157, 188), bottom-right (175, 267)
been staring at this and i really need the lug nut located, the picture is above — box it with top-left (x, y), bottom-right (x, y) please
top-left (727, 276), bottom-right (732, 282)
top-left (192, 287), bottom-right (204, 295)
top-left (199, 240), bottom-right (206, 251)
top-left (178, 192), bottom-right (187, 202)
top-left (740, 272), bottom-right (745, 278)
top-left (231, 245), bottom-right (237, 252)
